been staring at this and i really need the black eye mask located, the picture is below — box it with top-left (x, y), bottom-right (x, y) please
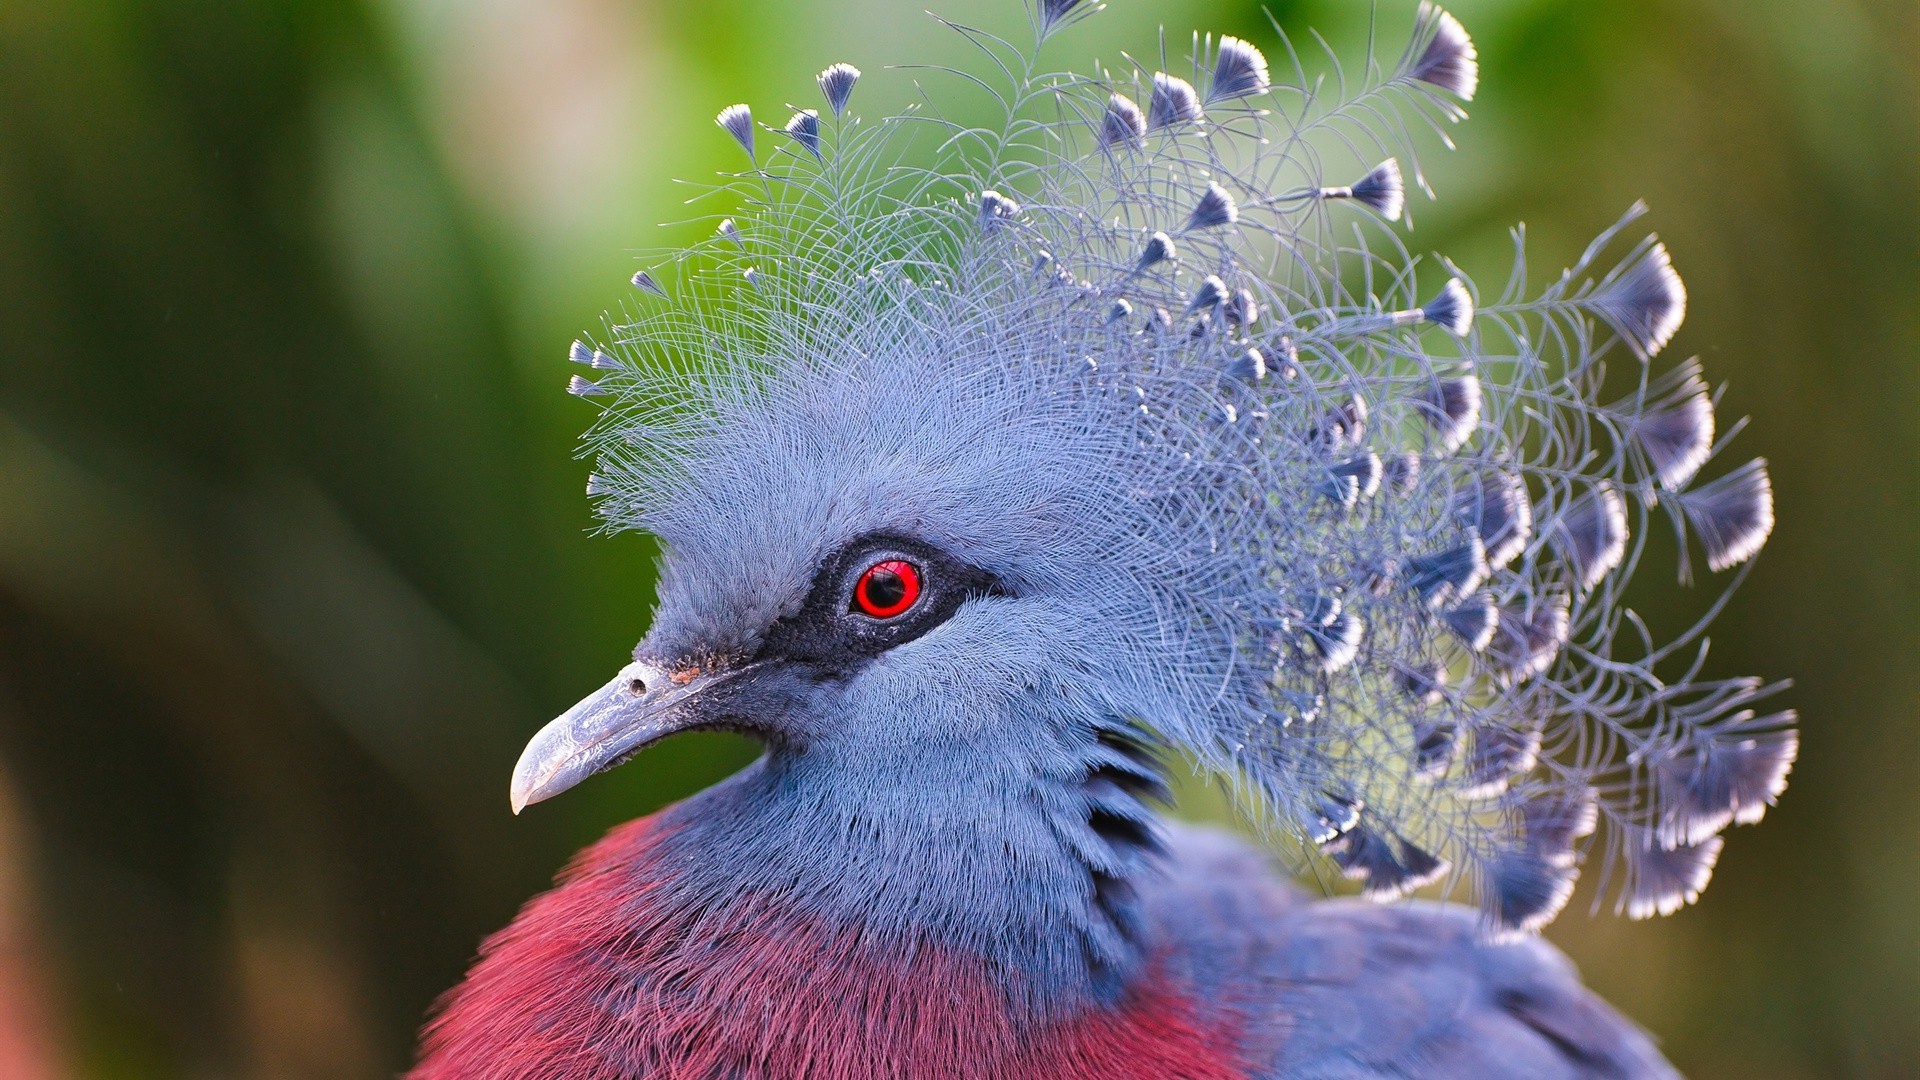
top-left (754, 533), bottom-right (1009, 675)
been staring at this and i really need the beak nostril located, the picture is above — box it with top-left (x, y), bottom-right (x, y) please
top-left (627, 678), bottom-right (648, 696)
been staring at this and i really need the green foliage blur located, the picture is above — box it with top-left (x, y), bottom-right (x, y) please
top-left (0, 0), bottom-right (1913, 1075)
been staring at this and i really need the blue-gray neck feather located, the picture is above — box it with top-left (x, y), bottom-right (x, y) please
top-left (649, 717), bottom-right (1170, 1014)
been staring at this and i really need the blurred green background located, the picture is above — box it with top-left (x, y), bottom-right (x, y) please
top-left (0, 0), bottom-right (1913, 1075)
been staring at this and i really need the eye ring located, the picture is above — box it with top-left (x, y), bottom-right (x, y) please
top-left (852, 559), bottom-right (922, 619)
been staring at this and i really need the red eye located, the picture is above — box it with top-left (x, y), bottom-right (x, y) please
top-left (853, 560), bottom-right (922, 619)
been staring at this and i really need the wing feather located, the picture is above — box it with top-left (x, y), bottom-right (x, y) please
top-left (1143, 826), bottom-right (1679, 1079)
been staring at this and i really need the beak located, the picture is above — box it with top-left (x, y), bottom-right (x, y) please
top-left (509, 659), bottom-right (732, 814)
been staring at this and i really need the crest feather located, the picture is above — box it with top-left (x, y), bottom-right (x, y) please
top-left (575, 1), bottom-right (1786, 934)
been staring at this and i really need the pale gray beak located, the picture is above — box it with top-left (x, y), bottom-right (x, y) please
top-left (509, 659), bottom-right (726, 814)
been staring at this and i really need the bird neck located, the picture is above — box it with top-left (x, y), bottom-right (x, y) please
top-left (642, 731), bottom-right (1167, 1019)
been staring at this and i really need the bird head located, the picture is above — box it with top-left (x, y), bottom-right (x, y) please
top-left (507, 3), bottom-right (1791, 936)
top-left (511, 330), bottom-right (1194, 815)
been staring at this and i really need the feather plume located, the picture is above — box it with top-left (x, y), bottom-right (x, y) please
top-left (715, 104), bottom-right (755, 158)
top-left (1207, 37), bottom-right (1271, 103)
top-left (1100, 93), bottom-right (1147, 149)
top-left (1148, 72), bottom-right (1203, 129)
top-left (1588, 239), bottom-right (1688, 358)
top-left (1134, 231), bottom-right (1175, 272)
top-left (1321, 160), bottom-right (1405, 221)
top-left (1551, 484), bottom-right (1629, 590)
top-left (1621, 830), bottom-right (1723, 919)
top-left (1185, 182), bottom-right (1239, 231)
top-left (817, 63), bottom-right (860, 117)
top-left (1406, 3), bottom-right (1478, 101)
top-left (1628, 361), bottom-right (1716, 488)
top-left (1654, 700), bottom-right (1798, 847)
top-left (1421, 278), bottom-right (1474, 335)
top-left (1676, 459), bottom-right (1775, 572)
top-left (1417, 370), bottom-right (1480, 452)
top-left (783, 110), bottom-right (822, 158)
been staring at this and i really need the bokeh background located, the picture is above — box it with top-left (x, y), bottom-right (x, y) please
top-left (0, 0), bottom-right (1914, 1075)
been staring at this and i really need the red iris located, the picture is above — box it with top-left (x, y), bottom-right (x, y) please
top-left (853, 560), bottom-right (922, 619)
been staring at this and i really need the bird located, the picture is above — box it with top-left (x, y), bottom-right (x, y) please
top-left (411, 2), bottom-right (1795, 1076)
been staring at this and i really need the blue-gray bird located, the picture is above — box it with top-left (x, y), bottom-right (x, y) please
top-left (413, 3), bottom-right (1793, 1076)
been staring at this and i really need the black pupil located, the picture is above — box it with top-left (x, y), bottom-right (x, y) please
top-left (864, 567), bottom-right (907, 611)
